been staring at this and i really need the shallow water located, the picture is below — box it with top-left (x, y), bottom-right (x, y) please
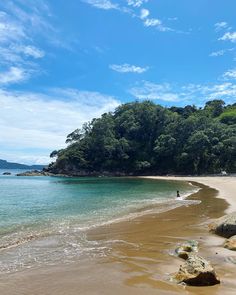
top-left (0, 174), bottom-right (197, 273)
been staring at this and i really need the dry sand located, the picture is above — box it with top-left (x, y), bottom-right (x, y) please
top-left (0, 176), bottom-right (236, 295)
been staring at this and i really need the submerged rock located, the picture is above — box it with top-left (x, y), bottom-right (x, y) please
top-left (174, 254), bottom-right (220, 286)
top-left (209, 212), bottom-right (236, 238)
top-left (224, 235), bottom-right (236, 251)
top-left (175, 240), bottom-right (198, 260)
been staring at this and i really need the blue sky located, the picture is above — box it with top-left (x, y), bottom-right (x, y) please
top-left (0, 0), bottom-right (236, 165)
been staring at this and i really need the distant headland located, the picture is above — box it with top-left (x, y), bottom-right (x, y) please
top-left (0, 159), bottom-right (46, 170)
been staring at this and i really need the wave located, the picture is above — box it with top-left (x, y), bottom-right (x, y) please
top-left (0, 232), bottom-right (48, 251)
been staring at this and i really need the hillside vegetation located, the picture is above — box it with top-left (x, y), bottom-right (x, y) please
top-left (48, 100), bottom-right (236, 175)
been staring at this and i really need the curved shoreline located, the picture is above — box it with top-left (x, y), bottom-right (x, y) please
top-left (0, 177), bottom-right (236, 295)
top-left (141, 176), bottom-right (236, 214)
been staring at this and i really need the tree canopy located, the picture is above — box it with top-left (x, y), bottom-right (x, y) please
top-left (48, 100), bottom-right (236, 175)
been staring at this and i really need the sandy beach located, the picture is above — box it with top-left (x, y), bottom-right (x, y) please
top-left (0, 176), bottom-right (236, 295)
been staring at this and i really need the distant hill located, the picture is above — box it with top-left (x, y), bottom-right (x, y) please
top-left (0, 159), bottom-right (46, 170)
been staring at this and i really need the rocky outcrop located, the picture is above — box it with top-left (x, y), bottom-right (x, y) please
top-left (209, 212), bottom-right (236, 238)
top-left (175, 240), bottom-right (198, 260)
top-left (224, 235), bottom-right (236, 251)
top-left (16, 170), bottom-right (70, 177)
top-left (16, 170), bottom-right (54, 176)
top-left (2, 172), bottom-right (11, 175)
top-left (174, 254), bottom-right (220, 286)
top-left (48, 166), bottom-right (131, 177)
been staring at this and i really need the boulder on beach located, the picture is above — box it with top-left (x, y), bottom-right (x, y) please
top-left (224, 235), bottom-right (236, 251)
top-left (2, 172), bottom-right (11, 175)
top-left (209, 212), bottom-right (236, 238)
top-left (175, 240), bottom-right (198, 260)
top-left (174, 254), bottom-right (220, 286)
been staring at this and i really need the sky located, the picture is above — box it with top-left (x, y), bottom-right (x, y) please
top-left (0, 0), bottom-right (236, 165)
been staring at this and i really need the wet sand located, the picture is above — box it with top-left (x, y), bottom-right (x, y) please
top-left (0, 177), bottom-right (236, 294)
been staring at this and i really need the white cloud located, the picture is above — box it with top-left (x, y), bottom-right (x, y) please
top-left (0, 2), bottom-right (51, 85)
top-left (12, 45), bottom-right (45, 59)
top-left (0, 0), bottom-right (54, 35)
top-left (143, 18), bottom-right (171, 32)
top-left (127, 0), bottom-right (148, 8)
top-left (84, 0), bottom-right (173, 33)
top-left (110, 63), bottom-right (149, 73)
top-left (139, 11), bottom-right (172, 32)
top-left (203, 83), bottom-right (236, 100)
top-left (223, 69), bottom-right (236, 80)
top-left (83, 0), bottom-right (173, 33)
top-left (219, 32), bottom-right (236, 43)
top-left (140, 8), bottom-right (149, 20)
top-left (209, 48), bottom-right (234, 57)
top-left (215, 21), bottom-right (229, 32)
top-left (0, 46), bottom-right (23, 64)
top-left (129, 80), bottom-right (236, 104)
top-left (213, 22), bottom-right (235, 61)
top-left (0, 88), bottom-right (120, 164)
top-left (136, 5), bottom-right (173, 32)
top-left (144, 18), bottom-right (161, 27)
top-left (129, 81), bottom-right (180, 101)
top-left (0, 11), bottom-right (26, 43)
top-left (0, 66), bottom-right (29, 85)
top-left (180, 82), bottom-right (236, 102)
top-left (0, 44), bottom-right (44, 82)
top-left (84, 0), bottom-right (119, 10)
top-left (209, 49), bottom-right (226, 57)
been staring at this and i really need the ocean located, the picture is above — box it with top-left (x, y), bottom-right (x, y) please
top-left (0, 170), bottom-right (199, 274)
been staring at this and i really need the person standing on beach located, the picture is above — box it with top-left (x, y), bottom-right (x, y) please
top-left (177, 190), bottom-right (180, 198)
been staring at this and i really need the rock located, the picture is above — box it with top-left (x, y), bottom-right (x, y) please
top-left (177, 251), bottom-right (189, 260)
top-left (174, 254), bottom-right (220, 286)
top-left (224, 235), bottom-right (236, 251)
top-left (16, 170), bottom-right (53, 176)
top-left (16, 170), bottom-right (42, 176)
top-left (2, 172), bottom-right (11, 175)
top-left (175, 240), bottom-right (198, 260)
top-left (16, 170), bottom-right (68, 177)
top-left (209, 212), bottom-right (236, 238)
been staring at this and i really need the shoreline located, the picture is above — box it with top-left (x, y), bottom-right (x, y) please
top-left (141, 176), bottom-right (236, 213)
top-left (0, 176), bottom-right (236, 294)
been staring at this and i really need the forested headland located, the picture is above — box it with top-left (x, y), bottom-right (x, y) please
top-left (48, 100), bottom-right (236, 176)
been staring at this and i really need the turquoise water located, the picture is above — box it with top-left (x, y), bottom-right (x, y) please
top-left (0, 172), bottom-right (198, 273)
